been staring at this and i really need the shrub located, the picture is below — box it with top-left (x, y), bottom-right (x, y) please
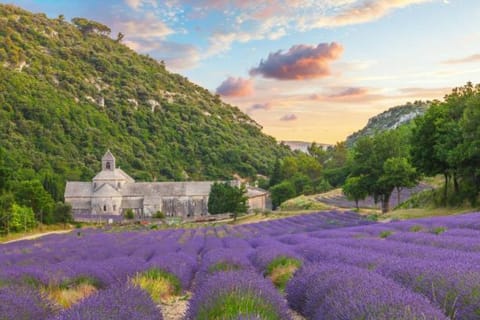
top-left (124, 209), bottom-right (134, 220)
top-left (153, 211), bottom-right (165, 219)
top-left (270, 181), bottom-right (296, 209)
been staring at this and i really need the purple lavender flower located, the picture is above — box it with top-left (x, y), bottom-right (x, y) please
top-left (147, 252), bottom-right (197, 290)
top-left (286, 263), bottom-right (447, 320)
top-left (54, 284), bottom-right (162, 320)
top-left (186, 270), bottom-right (292, 320)
top-left (0, 284), bottom-right (56, 320)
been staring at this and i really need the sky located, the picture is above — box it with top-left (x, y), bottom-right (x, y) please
top-left (3, 0), bottom-right (480, 144)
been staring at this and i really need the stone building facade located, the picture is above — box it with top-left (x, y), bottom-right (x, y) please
top-left (64, 151), bottom-right (269, 219)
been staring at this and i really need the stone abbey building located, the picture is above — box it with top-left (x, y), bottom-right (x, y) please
top-left (65, 151), bottom-right (269, 220)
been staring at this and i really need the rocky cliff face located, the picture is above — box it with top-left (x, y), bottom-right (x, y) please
top-left (346, 101), bottom-right (429, 147)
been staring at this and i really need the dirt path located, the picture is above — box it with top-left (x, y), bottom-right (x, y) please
top-left (2, 230), bottom-right (72, 244)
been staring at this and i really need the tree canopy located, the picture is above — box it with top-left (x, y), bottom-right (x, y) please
top-left (411, 82), bottom-right (480, 205)
top-left (208, 182), bottom-right (248, 219)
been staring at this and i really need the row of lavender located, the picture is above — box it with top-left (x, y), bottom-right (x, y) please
top-left (1, 211), bottom-right (480, 319)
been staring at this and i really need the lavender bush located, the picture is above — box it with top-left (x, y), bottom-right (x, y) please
top-left (2, 210), bottom-right (480, 319)
top-left (286, 263), bottom-right (447, 320)
top-left (186, 270), bottom-right (291, 320)
top-left (0, 285), bottom-right (56, 320)
top-left (54, 284), bottom-right (162, 320)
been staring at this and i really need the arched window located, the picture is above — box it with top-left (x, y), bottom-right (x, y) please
top-left (113, 205), bottom-right (116, 211)
top-left (106, 162), bottom-right (111, 170)
top-left (117, 182), bottom-right (121, 188)
top-left (103, 205), bottom-right (107, 212)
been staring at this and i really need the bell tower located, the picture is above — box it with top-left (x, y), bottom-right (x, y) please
top-left (102, 150), bottom-right (116, 171)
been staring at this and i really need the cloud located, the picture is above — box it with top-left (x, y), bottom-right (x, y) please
top-left (249, 43), bottom-right (343, 80)
top-left (124, 0), bottom-right (157, 9)
top-left (216, 77), bottom-right (255, 97)
top-left (124, 39), bottom-right (200, 70)
top-left (309, 87), bottom-right (392, 104)
top-left (327, 87), bottom-right (369, 98)
top-left (442, 54), bottom-right (480, 64)
top-left (311, 0), bottom-right (432, 29)
top-left (124, 0), bottom-right (142, 9)
top-left (112, 12), bottom-right (199, 70)
top-left (398, 87), bottom-right (451, 99)
top-left (113, 13), bottom-right (173, 39)
top-left (118, 0), bottom-right (431, 63)
top-left (280, 113), bottom-right (298, 121)
top-left (201, 0), bottom-right (429, 57)
top-left (246, 102), bottom-right (272, 114)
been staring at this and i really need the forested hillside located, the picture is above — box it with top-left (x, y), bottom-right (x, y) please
top-left (0, 4), bottom-right (291, 196)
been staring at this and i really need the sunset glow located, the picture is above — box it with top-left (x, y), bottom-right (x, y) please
top-left (5, 0), bottom-right (480, 143)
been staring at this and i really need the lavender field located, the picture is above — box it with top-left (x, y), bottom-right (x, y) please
top-left (1, 211), bottom-right (480, 319)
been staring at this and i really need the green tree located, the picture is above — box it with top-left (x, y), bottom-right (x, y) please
top-left (295, 153), bottom-right (323, 184)
top-left (53, 202), bottom-right (73, 227)
top-left (71, 17), bottom-right (111, 36)
top-left (342, 176), bottom-right (368, 210)
top-left (350, 130), bottom-right (410, 213)
top-left (270, 181), bottom-right (296, 209)
top-left (411, 83), bottom-right (478, 205)
top-left (458, 85), bottom-right (480, 203)
top-left (380, 157), bottom-right (419, 206)
top-left (14, 180), bottom-right (54, 224)
top-left (268, 158), bottom-right (282, 187)
top-left (208, 182), bottom-right (248, 220)
top-left (327, 142), bottom-right (348, 169)
top-left (116, 32), bottom-right (125, 42)
top-left (10, 204), bottom-right (35, 232)
top-left (308, 142), bottom-right (329, 163)
top-left (280, 157), bottom-right (298, 181)
top-left (0, 192), bottom-right (15, 234)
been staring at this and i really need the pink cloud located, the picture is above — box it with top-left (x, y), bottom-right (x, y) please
top-left (250, 43), bottom-right (343, 80)
top-left (442, 54), bottom-right (480, 64)
top-left (113, 13), bottom-right (173, 39)
top-left (327, 87), bottom-right (369, 98)
top-left (280, 113), bottom-right (297, 121)
top-left (216, 77), bottom-right (255, 97)
top-left (398, 87), bottom-right (451, 99)
top-left (246, 102), bottom-right (272, 114)
top-left (313, 0), bottom-right (432, 28)
top-left (309, 87), bottom-right (386, 103)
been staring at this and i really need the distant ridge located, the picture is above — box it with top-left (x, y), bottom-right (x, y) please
top-left (282, 141), bottom-right (332, 153)
top-left (345, 101), bottom-right (430, 147)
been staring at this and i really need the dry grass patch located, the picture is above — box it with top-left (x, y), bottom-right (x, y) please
top-left (43, 278), bottom-right (98, 308)
top-left (265, 256), bottom-right (302, 292)
top-left (131, 268), bottom-right (181, 304)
